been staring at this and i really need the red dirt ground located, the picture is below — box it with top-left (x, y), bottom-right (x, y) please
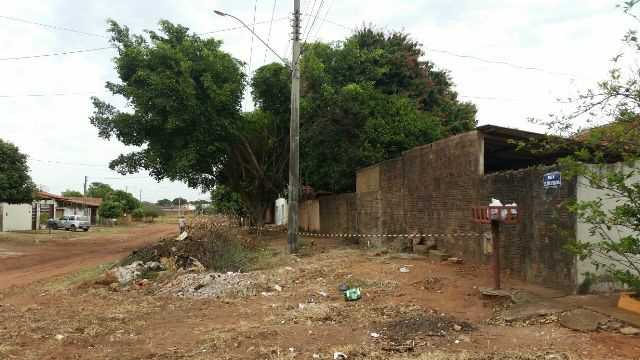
top-left (1, 224), bottom-right (639, 359)
top-left (0, 223), bottom-right (177, 292)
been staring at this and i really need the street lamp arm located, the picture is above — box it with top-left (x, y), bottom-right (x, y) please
top-left (213, 10), bottom-right (287, 64)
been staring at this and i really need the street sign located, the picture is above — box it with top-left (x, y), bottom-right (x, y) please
top-left (543, 171), bottom-right (562, 189)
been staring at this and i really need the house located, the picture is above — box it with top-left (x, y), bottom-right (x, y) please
top-left (312, 124), bottom-right (627, 294)
top-left (160, 205), bottom-right (192, 216)
top-left (35, 191), bottom-right (102, 224)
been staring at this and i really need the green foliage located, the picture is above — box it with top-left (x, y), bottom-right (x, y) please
top-left (0, 138), bottom-right (35, 204)
top-left (61, 189), bottom-right (83, 197)
top-left (99, 200), bottom-right (124, 219)
top-left (89, 19), bottom-right (284, 227)
top-left (105, 190), bottom-right (140, 214)
top-left (156, 198), bottom-right (171, 206)
top-left (211, 185), bottom-right (245, 217)
top-left (86, 182), bottom-right (113, 199)
top-left (90, 19), bottom-right (245, 190)
top-left (532, 3), bottom-right (640, 294)
top-left (293, 26), bottom-right (476, 192)
top-left (131, 208), bottom-right (144, 220)
top-left (142, 203), bottom-right (163, 219)
top-left (171, 197), bottom-right (188, 205)
top-left (190, 199), bottom-right (209, 206)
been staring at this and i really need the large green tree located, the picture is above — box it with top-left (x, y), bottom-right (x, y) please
top-left (280, 27), bottom-right (476, 193)
top-left (86, 182), bottom-right (113, 199)
top-left (90, 20), bottom-right (287, 227)
top-left (0, 139), bottom-right (35, 204)
top-left (104, 190), bottom-right (140, 214)
top-left (62, 189), bottom-right (83, 197)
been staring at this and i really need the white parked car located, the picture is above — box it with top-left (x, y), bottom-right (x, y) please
top-left (51, 215), bottom-right (91, 232)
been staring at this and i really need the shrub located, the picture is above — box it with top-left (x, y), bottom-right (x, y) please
top-left (131, 208), bottom-right (144, 221)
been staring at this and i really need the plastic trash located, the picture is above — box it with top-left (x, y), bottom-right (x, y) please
top-left (399, 267), bottom-right (410, 273)
top-left (273, 284), bottom-right (282, 292)
top-left (338, 283), bottom-right (348, 292)
top-left (334, 352), bottom-right (348, 359)
top-left (505, 202), bottom-right (518, 220)
top-left (370, 332), bottom-right (381, 338)
top-left (343, 287), bottom-right (362, 301)
top-left (489, 198), bottom-right (502, 220)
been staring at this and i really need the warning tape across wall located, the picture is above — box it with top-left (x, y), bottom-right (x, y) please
top-left (202, 222), bottom-right (482, 238)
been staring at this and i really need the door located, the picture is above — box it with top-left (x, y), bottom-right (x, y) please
top-left (31, 204), bottom-right (38, 230)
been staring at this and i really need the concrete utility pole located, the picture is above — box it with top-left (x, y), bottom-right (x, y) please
top-left (83, 175), bottom-right (87, 216)
top-left (287, 0), bottom-right (301, 254)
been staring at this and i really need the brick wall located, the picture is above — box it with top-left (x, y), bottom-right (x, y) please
top-left (478, 166), bottom-right (577, 290)
top-left (318, 193), bottom-right (357, 234)
top-left (316, 129), bottom-right (578, 290)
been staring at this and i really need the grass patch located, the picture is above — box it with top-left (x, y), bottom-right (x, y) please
top-left (39, 260), bottom-right (117, 292)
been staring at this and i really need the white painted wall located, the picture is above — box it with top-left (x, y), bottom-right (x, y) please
top-left (576, 163), bottom-right (640, 292)
top-left (1, 203), bottom-right (33, 231)
top-left (275, 198), bottom-right (287, 225)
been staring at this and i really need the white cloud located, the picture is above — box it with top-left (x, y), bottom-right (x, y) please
top-left (0, 0), bottom-right (635, 200)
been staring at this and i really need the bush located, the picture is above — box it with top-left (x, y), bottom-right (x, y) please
top-left (131, 208), bottom-right (144, 221)
top-left (120, 217), bottom-right (271, 272)
top-left (99, 200), bottom-right (124, 220)
top-left (142, 204), bottom-right (163, 221)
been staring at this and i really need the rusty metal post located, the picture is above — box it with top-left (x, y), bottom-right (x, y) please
top-left (491, 219), bottom-right (500, 290)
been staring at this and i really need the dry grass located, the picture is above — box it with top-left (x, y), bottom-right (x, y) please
top-left (38, 260), bottom-right (117, 293)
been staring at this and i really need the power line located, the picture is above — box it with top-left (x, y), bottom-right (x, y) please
top-left (29, 159), bottom-right (106, 167)
top-left (0, 15), bottom-right (107, 38)
top-left (300, 0), bottom-right (317, 42)
top-left (303, 0), bottom-right (324, 44)
top-left (459, 94), bottom-right (570, 104)
top-left (0, 90), bottom-right (109, 98)
top-left (198, 17), bottom-right (288, 36)
top-left (0, 46), bottom-right (114, 61)
top-left (311, 0), bottom-right (335, 40)
top-left (423, 47), bottom-right (592, 80)
top-left (262, 0), bottom-right (278, 64)
top-left (245, 0), bottom-right (259, 111)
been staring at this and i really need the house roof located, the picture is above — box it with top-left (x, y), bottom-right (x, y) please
top-left (35, 191), bottom-right (102, 207)
top-left (68, 197), bottom-right (103, 207)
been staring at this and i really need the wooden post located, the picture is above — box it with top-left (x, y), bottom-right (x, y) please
top-left (491, 219), bottom-right (500, 290)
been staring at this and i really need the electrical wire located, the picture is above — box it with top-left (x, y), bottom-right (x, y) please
top-left (0, 15), bottom-right (107, 38)
top-left (196, 17), bottom-right (288, 35)
top-left (245, 0), bottom-right (259, 111)
top-left (305, 0), bottom-right (324, 43)
top-left (0, 46), bottom-right (114, 61)
top-left (311, 0), bottom-right (335, 41)
top-left (0, 90), bottom-right (109, 98)
top-left (262, 0), bottom-right (278, 64)
top-left (29, 159), bottom-right (106, 167)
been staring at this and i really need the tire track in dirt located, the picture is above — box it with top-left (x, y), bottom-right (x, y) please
top-left (0, 224), bottom-right (176, 292)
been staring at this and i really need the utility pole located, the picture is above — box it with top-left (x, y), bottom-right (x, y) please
top-left (287, 0), bottom-right (301, 254)
top-left (83, 176), bottom-right (87, 216)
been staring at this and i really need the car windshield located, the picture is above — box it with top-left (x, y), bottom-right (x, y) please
top-left (79, 216), bottom-right (89, 221)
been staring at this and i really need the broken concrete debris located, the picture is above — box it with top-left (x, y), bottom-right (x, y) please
top-left (620, 326), bottom-right (640, 335)
top-left (500, 302), bottom-right (568, 322)
top-left (109, 261), bottom-right (164, 284)
top-left (176, 231), bottom-right (189, 241)
top-left (559, 309), bottom-right (608, 332)
top-left (429, 250), bottom-right (449, 261)
top-left (447, 257), bottom-right (463, 264)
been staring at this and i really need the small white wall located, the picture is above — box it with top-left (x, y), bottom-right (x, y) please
top-left (576, 163), bottom-right (640, 292)
top-left (275, 198), bottom-right (287, 225)
top-left (1, 203), bottom-right (33, 231)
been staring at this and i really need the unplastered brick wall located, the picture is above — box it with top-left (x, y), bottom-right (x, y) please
top-left (478, 165), bottom-right (577, 290)
top-left (318, 129), bottom-right (577, 290)
top-left (402, 131), bottom-right (482, 254)
top-left (318, 193), bottom-right (357, 235)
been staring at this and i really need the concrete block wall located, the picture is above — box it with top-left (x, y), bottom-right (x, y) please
top-left (478, 166), bottom-right (577, 290)
top-left (317, 129), bottom-right (578, 291)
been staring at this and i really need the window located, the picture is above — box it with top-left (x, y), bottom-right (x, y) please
top-left (69, 216), bottom-right (75, 220)
top-left (79, 216), bottom-right (89, 221)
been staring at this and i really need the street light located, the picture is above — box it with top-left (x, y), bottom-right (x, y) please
top-left (213, 10), bottom-right (286, 63)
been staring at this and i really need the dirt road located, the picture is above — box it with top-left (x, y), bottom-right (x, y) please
top-left (0, 223), bottom-right (176, 291)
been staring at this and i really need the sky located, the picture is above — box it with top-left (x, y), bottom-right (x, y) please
top-left (0, 0), bottom-right (636, 202)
